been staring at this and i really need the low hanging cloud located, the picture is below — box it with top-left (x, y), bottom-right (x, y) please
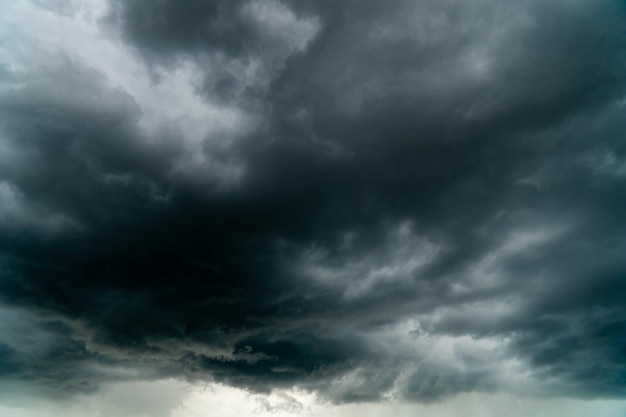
top-left (1, 0), bottom-right (626, 407)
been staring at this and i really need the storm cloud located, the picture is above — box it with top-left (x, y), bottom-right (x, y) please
top-left (1, 0), bottom-right (626, 407)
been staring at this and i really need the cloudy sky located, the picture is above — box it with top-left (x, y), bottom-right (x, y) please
top-left (1, 0), bottom-right (626, 415)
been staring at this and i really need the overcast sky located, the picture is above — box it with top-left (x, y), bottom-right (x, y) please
top-left (1, 0), bottom-right (626, 416)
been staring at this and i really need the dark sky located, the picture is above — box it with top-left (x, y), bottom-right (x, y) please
top-left (1, 0), bottom-right (626, 414)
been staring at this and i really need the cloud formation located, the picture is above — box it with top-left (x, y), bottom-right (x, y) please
top-left (1, 0), bottom-right (626, 405)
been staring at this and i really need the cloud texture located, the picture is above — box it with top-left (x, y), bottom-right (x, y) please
top-left (1, 0), bottom-right (626, 405)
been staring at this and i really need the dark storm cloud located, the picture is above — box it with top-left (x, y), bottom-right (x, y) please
top-left (107, 0), bottom-right (250, 58)
top-left (1, 0), bottom-right (626, 404)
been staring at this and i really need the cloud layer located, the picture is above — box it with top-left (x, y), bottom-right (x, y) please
top-left (1, 0), bottom-right (626, 405)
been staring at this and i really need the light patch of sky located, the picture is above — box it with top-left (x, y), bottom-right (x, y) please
top-left (2, 379), bottom-right (626, 417)
top-left (333, 394), bottom-right (626, 417)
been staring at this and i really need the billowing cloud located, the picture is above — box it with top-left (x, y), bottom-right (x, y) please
top-left (1, 0), bottom-right (626, 410)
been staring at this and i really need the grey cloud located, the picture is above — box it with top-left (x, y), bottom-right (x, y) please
top-left (29, 0), bottom-right (80, 16)
top-left (1, 0), bottom-right (626, 405)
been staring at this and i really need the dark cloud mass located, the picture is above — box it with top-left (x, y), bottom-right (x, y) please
top-left (1, 0), bottom-right (626, 405)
